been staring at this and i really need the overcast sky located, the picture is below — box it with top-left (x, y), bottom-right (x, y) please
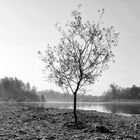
top-left (0, 0), bottom-right (140, 95)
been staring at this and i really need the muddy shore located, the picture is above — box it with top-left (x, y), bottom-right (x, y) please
top-left (0, 103), bottom-right (139, 140)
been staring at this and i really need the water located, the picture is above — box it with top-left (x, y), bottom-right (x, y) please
top-left (35, 102), bottom-right (140, 116)
top-left (7, 101), bottom-right (140, 116)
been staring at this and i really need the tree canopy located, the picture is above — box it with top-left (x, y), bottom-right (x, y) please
top-left (39, 9), bottom-right (119, 95)
top-left (39, 8), bottom-right (119, 127)
top-left (102, 84), bottom-right (140, 101)
top-left (0, 77), bottom-right (39, 102)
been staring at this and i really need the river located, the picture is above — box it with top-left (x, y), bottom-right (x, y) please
top-left (33, 102), bottom-right (140, 116)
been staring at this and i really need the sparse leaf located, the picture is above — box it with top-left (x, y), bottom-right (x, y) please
top-left (39, 6), bottom-right (119, 127)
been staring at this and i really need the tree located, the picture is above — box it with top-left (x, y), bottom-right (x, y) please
top-left (39, 7), bottom-right (119, 127)
top-left (40, 94), bottom-right (46, 102)
top-left (0, 77), bottom-right (39, 102)
top-left (109, 83), bottom-right (120, 100)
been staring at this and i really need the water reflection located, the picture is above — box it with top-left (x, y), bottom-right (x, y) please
top-left (41, 102), bottom-right (140, 115)
top-left (14, 102), bottom-right (140, 116)
top-left (102, 102), bottom-right (140, 114)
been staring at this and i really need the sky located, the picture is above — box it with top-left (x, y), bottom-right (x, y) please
top-left (0, 0), bottom-right (140, 96)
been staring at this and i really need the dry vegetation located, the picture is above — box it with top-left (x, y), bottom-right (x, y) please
top-left (0, 103), bottom-right (139, 140)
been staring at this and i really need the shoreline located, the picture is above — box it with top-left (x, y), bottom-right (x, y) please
top-left (2, 101), bottom-right (140, 117)
top-left (0, 104), bottom-right (140, 139)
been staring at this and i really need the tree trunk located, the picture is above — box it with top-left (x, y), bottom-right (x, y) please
top-left (73, 78), bottom-right (82, 128)
top-left (73, 93), bottom-right (78, 128)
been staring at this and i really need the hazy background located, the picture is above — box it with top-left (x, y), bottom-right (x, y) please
top-left (0, 0), bottom-right (140, 95)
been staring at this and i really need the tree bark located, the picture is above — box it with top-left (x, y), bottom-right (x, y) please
top-left (73, 78), bottom-right (82, 128)
top-left (73, 92), bottom-right (78, 128)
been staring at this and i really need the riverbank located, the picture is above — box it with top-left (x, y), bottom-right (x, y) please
top-left (0, 104), bottom-right (140, 139)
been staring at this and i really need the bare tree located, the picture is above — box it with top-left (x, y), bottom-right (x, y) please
top-left (39, 8), bottom-right (119, 127)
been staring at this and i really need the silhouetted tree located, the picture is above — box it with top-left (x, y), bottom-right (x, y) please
top-left (129, 85), bottom-right (140, 100)
top-left (109, 83), bottom-right (120, 100)
top-left (0, 77), bottom-right (39, 102)
top-left (102, 84), bottom-right (140, 101)
top-left (40, 94), bottom-right (46, 102)
top-left (39, 7), bottom-right (119, 127)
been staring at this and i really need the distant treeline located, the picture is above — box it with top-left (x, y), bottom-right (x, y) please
top-left (1, 77), bottom-right (139, 102)
top-left (0, 77), bottom-right (40, 102)
top-left (39, 84), bottom-right (140, 102)
top-left (38, 90), bottom-right (100, 102)
top-left (100, 84), bottom-right (140, 102)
